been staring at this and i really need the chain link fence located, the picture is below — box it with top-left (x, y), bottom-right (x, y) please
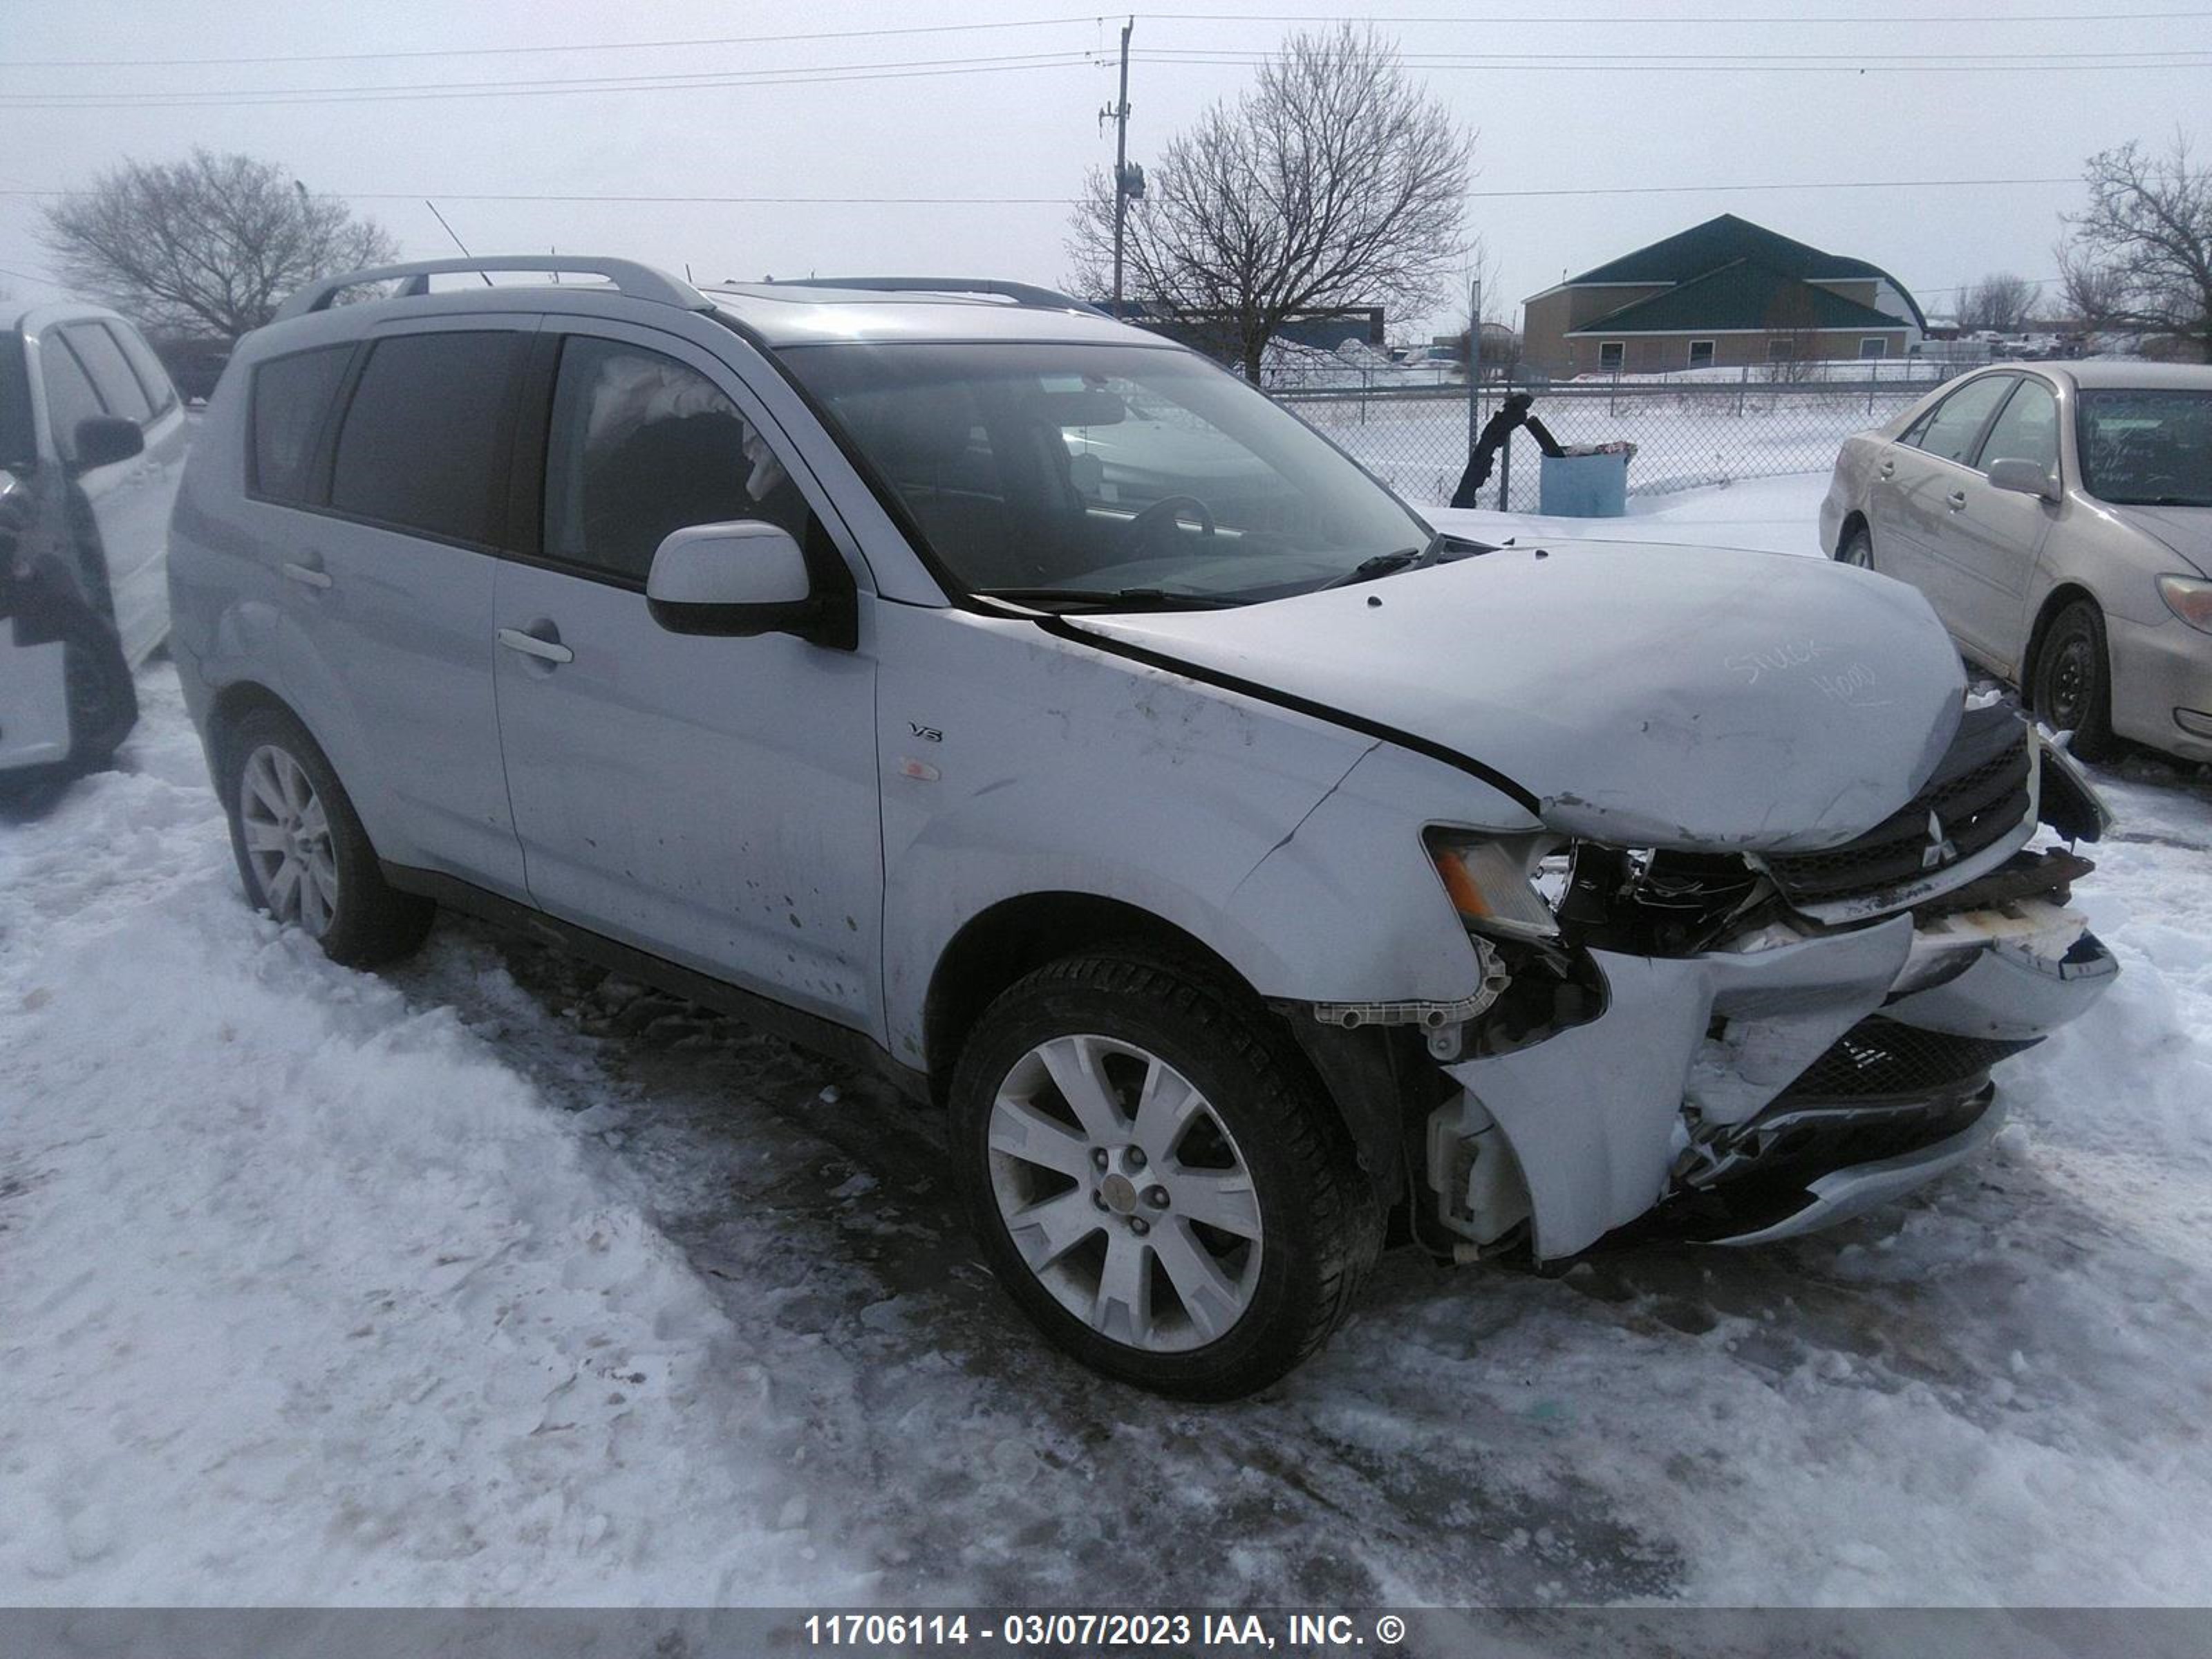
top-left (1268, 359), bottom-right (1968, 513)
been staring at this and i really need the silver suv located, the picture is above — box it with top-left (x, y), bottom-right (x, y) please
top-left (169, 257), bottom-right (2118, 1398)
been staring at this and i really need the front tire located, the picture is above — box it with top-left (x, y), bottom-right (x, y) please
top-left (218, 706), bottom-right (433, 966)
top-left (2031, 599), bottom-right (2119, 762)
top-left (949, 950), bottom-right (1382, 1400)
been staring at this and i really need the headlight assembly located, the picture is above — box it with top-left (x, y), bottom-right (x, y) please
top-left (1425, 831), bottom-right (1561, 941)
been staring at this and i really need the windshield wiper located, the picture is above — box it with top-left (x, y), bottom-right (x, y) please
top-left (976, 586), bottom-right (1243, 612)
top-left (1318, 538), bottom-right (1441, 590)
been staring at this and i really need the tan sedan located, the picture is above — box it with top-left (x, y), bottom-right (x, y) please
top-left (1821, 360), bottom-right (2212, 762)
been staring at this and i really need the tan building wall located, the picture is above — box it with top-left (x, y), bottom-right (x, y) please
top-left (1521, 283), bottom-right (1668, 373)
top-left (1559, 327), bottom-right (1909, 377)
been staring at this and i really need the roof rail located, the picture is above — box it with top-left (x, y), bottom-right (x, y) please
top-left (272, 256), bottom-right (708, 322)
top-left (760, 276), bottom-right (1109, 317)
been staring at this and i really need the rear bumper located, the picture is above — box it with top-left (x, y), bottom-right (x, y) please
top-left (1431, 906), bottom-right (2115, 1260)
top-left (2106, 610), bottom-right (2212, 763)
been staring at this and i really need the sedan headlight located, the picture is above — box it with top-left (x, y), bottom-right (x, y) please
top-left (1425, 831), bottom-right (1560, 941)
top-left (2157, 574), bottom-right (2212, 635)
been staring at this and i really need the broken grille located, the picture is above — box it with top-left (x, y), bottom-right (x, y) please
top-left (1762, 708), bottom-right (2032, 905)
top-left (1779, 1016), bottom-right (2038, 1103)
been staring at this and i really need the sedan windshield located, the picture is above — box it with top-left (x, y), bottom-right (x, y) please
top-left (776, 340), bottom-right (1432, 608)
top-left (2076, 388), bottom-right (2212, 507)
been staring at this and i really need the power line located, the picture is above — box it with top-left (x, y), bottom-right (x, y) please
top-left (1147, 6), bottom-right (2212, 20)
top-left (1138, 50), bottom-right (2212, 72)
top-left (3, 8), bottom-right (2200, 69)
top-left (0, 176), bottom-right (2088, 207)
top-left (0, 54), bottom-right (1112, 110)
top-left (1145, 45), bottom-right (2204, 62)
top-left (0, 16), bottom-right (1114, 70)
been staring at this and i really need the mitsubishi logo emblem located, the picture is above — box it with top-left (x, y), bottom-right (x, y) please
top-left (1922, 808), bottom-right (1958, 870)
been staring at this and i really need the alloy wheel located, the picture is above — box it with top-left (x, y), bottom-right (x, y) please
top-left (239, 744), bottom-right (340, 937)
top-left (986, 1033), bottom-right (1263, 1353)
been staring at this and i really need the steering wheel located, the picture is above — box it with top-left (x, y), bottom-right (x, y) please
top-left (1125, 492), bottom-right (1216, 550)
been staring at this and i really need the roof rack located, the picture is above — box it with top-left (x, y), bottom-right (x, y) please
top-left (759, 276), bottom-right (1108, 317)
top-left (272, 256), bottom-right (708, 322)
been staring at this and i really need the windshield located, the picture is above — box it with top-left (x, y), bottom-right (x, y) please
top-left (776, 340), bottom-right (1430, 608)
top-left (2076, 388), bottom-right (2212, 507)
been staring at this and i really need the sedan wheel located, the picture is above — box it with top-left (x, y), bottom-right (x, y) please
top-left (240, 743), bottom-right (341, 937)
top-left (2032, 599), bottom-right (2119, 761)
top-left (987, 1033), bottom-right (1262, 1353)
top-left (1838, 525), bottom-right (1875, 570)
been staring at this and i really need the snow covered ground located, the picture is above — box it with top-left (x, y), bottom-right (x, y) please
top-left (5, 474), bottom-right (2211, 1610)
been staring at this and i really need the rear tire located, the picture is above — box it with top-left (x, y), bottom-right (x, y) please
top-left (948, 949), bottom-right (1382, 1400)
top-left (1837, 523), bottom-right (1875, 570)
top-left (218, 705), bottom-right (434, 966)
top-left (2031, 599), bottom-right (2119, 762)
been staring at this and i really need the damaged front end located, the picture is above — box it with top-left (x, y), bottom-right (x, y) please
top-left (1410, 704), bottom-right (2117, 1263)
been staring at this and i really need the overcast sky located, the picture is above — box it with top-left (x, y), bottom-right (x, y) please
top-left (2, 0), bottom-right (2205, 336)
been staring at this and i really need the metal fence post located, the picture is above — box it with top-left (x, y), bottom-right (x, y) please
top-left (1737, 362), bottom-right (1749, 417)
top-left (1497, 419), bottom-right (1512, 512)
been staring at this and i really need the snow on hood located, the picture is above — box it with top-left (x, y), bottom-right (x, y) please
top-left (2109, 503), bottom-right (2212, 576)
top-left (1074, 541), bottom-right (1968, 852)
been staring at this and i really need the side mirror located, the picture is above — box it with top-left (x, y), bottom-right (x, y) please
top-left (1987, 457), bottom-right (2059, 503)
top-left (645, 521), bottom-right (856, 649)
top-left (72, 415), bottom-right (144, 473)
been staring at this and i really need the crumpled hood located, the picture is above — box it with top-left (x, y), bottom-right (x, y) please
top-left (2109, 503), bottom-right (2212, 576)
top-left (1071, 541), bottom-right (1967, 852)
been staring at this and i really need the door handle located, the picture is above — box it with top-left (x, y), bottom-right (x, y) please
top-left (497, 625), bottom-right (574, 665)
top-left (281, 558), bottom-right (332, 590)
top-left (1946, 490), bottom-right (1968, 512)
top-left (1879, 460), bottom-right (1895, 479)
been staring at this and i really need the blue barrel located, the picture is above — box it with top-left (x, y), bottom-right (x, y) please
top-left (1537, 449), bottom-right (1631, 516)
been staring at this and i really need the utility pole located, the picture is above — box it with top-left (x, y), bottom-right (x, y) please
top-left (1101, 17), bottom-right (1137, 319)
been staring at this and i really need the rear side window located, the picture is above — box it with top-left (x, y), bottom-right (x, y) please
top-left (106, 321), bottom-right (179, 415)
top-left (330, 331), bottom-right (523, 544)
top-left (37, 333), bottom-right (106, 463)
top-left (250, 346), bottom-right (353, 505)
top-left (62, 323), bottom-right (153, 424)
top-left (1907, 375), bottom-right (2014, 467)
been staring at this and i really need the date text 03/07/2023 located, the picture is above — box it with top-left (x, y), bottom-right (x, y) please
top-left (803, 1611), bottom-right (1407, 1649)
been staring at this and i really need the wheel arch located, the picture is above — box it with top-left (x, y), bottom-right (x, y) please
top-left (1836, 508), bottom-right (1870, 558)
top-left (921, 892), bottom-right (1248, 1105)
top-left (2021, 581), bottom-right (2101, 691)
top-left (920, 890), bottom-right (1419, 1208)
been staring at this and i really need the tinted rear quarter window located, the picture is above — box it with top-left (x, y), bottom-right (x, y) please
top-left (329, 331), bottom-right (523, 544)
top-left (251, 346), bottom-right (354, 505)
top-left (62, 323), bottom-right (154, 424)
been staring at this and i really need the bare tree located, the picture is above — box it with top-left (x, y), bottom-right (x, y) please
top-left (43, 151), bottom-right (399, 341)
top-left (1761, 285), bottom-right (1821, 382)
top-left (1958, 272), bottom-right (2041, 333)
top-left (2056, 134), bottom-right (2212, 362)
top-left (1068, 25), bottom-right (1475, 382)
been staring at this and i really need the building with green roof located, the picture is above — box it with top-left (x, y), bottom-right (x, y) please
top-left (1522, 214), bottom-right (1925, 377)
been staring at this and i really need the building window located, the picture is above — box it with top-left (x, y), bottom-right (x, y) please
top-left (1767, 339), bottom-right (1795, 363)
top-left (1598, 341), bottom-right (1624, 371)
top-left (1859, 337), bottom-right (1887, 360)
top-left (1687, 339), bottom-right (1715, 368)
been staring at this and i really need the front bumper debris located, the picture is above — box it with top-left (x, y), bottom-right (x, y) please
top-left (1430, 903), bottom-right (2116, 1260)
